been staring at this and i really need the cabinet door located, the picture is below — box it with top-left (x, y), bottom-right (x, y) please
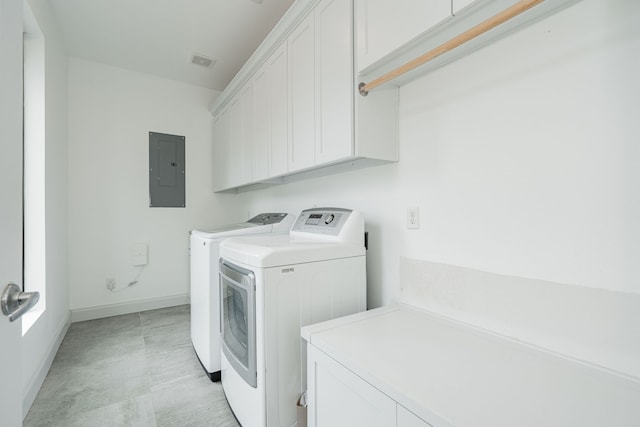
top-left (238, 82), bottom-right (253, 185)
top-left (211, 113), bottom-right (224, 191)
top-left (315, 0), bottom-right (354, 165)
top-left (213, 85), bottom-right (252, 190)
top-left (252, 63), bottom-right (270, 181)
top-left (214, 106), bottom-right (231, 190)
top-left (269, 43), bottom-right (289, 177)
top-left (356, 0), bottom-right (452, 72)
top-left (397, 405), bottom-right (433, 427)
top-left (288, 13), bottom-right (316, 173)
top-left (227, 96), bottom-right (242, 186)
top-left (308, 346), bottom-right (396, 427)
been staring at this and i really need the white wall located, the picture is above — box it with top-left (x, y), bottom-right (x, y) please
top-left (238, 0), bottom-right (640, 309)
top-left (67, 59), bottom-right (241, 313)
top-left (21, 0), bottom-right (70, 416)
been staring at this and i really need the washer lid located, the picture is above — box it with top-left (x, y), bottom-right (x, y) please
top-left (190, 212), bottom-right (293, 239)
top-left (219, 234), bottom-right (366, 268)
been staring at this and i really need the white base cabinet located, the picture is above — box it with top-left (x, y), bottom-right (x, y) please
top-left (302, 305), bottom-right (640, 427)
top-left (307, 345), bottom-right (432, 427)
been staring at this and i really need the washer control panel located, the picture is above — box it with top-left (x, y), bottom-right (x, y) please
top-left (292, 208), bottom-right (351, 236)
top-left (247, 212), bottom-right (289, 225)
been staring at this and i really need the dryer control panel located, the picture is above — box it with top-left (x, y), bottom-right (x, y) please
top-left (291, 208), bottom-right (353, 236)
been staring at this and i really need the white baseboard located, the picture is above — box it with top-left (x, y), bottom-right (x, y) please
top-left (22, 311), bottom-right (71, 418)
top-left (70, 294), bottom-right (189, 322)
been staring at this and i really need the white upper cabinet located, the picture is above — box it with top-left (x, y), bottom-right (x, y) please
top-left (209, 0), bottom-right (398, 193)
top-left (210, 0), bottom-right (580, 192)
top-left (452, 0), bottom-right (476, 14)
top-left (227, 96), bottom-right (242, 187)
top-left (289, 0), bottom-right (357, 173)
top-left (268, 43), bottom-right (290, 178)
top-left (355, 0), bottom-right (452, 73)
top-left (315, 0), bottom-right (354, 165)
top-left (226, 82), bottom-right (253, 188)
top-left (238, 82), bottom-right (253, 185)
top-left (211, 113), bottom-right (225, 191)
top-left (214, 81), bottom-right (253, 189)
top-left (252, 42), bottom-right (289, 181)
top-left (213, 104), bottom-right (231, 190)
top-left (397, 406), bottom-right (433, 427)
top-left (288, 13), bottom-right (316, 173)
top-left (252, 62), bottom-right (270, 181)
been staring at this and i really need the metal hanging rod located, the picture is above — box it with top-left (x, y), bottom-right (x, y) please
top-left (358, 0), bottom-right (544, 96)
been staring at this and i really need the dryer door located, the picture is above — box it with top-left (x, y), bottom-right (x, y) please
top-left (220, 260), bottom-right (257, 388)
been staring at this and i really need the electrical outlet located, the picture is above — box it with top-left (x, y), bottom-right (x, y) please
top-left (131, 243), bottom-right (148, 266)
top-left (106, 278), bottom-right (116, 291)
top-left (407, 206), bottom-right (420, 229)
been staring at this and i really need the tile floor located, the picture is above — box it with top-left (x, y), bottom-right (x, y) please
top-left (24, 305), bottom-right (239, 427)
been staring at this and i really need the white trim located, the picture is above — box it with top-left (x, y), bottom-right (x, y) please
top-left (70, 294), bottom-right (189, 323)
top-left (22, 311), bottom-right (71, 418)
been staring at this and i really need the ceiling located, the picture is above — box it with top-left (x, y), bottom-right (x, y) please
top-left (47, 0), bottom-right (295, 91)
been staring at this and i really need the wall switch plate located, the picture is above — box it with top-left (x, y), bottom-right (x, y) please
top-left (407, 206), bottom-right (420, 229)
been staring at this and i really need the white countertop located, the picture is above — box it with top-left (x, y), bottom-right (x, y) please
top-left (302, 305), bottom-right (640, 427)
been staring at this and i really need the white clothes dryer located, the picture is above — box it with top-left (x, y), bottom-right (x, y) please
top-left (189, 213), bottom-right (293, 381)
top-left (219, 208), bottom-right (367, 427)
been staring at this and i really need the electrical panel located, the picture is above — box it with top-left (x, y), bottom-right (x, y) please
top-left (149, 132), bottom-right (185, 207)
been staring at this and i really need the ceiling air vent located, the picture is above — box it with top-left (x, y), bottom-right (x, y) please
top-left (190, 53), bottom-right (216, 69)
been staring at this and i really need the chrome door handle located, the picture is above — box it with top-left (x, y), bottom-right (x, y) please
top-left (1, 283), bottom-right (40, 322)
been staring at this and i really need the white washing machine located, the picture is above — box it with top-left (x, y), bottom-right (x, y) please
top-left (219, 207), bottom-right (367, 427)
top-left (189, 213), bottom-right (293, 381)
